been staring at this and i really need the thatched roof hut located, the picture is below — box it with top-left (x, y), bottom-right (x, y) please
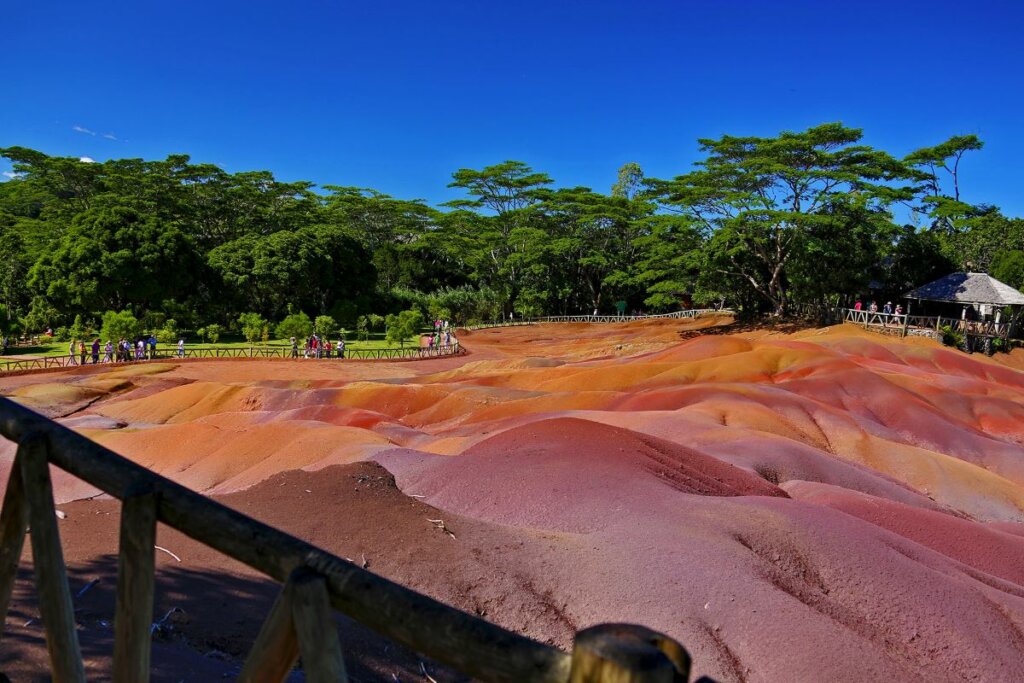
top-left (904, 272), bottom-right (1024, 306)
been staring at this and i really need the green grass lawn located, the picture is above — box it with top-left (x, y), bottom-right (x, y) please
top-left (2, 330), bottom-right (446, 357)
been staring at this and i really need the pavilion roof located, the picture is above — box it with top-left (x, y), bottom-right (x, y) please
top-left (904, 272), bottom-right (1024, 306)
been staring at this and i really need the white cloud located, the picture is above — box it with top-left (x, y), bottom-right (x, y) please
top-left (103, 133), bottom-right (117, 140)
top-left (2, 171), bottom-right (21, 179)
top-left (72, 124), bottom-right (96, 136)
top-left (79, 156), bottom-right (96, 163)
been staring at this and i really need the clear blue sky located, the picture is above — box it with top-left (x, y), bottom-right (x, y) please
top-left (2, 0), bottom-right (1022, 215)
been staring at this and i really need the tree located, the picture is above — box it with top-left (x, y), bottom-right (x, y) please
top-left (992, 251), bottom-right (1024, 291)
top-left (205, 323), bottom-right (224, 344)
top-left (0, 229), bottom-right (29, 324)
top-left (444, 161), bottom-right (553, 313)
top-left (238, 312), bottom-right (267, 343)
top-left (275, 312), bottom-right (313, 339)
top-left (100, 310), bottom-right (140, 341)
top-left (650, 123), bottom-right (913, 314)
top-left (905, 135), bottom-right (984, 231)
top-left (611, 162), bottom-right (644, 200)
top-left (385, 309), bottom-right (423, 347)
top-left (314, 314), bottom-right (338, 337)
top-left (27, 202), bottom-right (202, 318)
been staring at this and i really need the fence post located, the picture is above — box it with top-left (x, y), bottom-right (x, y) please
top-left (0, 451), bottom-right (28, 640)
top-left (568, 624), bottom-right (689, 683)
top-left (19, 433), bottom-right (87, 683)
top-left (238, 582), bottom-right (300, 683)
top-left (290, 568), bottom-right (347, 683)
top-left (113, 483), bottom-right (159, 683)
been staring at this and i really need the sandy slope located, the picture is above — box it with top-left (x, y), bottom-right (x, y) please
top-left (4, 317), bottom-right (1024, 681)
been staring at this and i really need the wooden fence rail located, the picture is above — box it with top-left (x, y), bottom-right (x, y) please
top-left (0, 397), bottom-right (691, 682)
top-left (0, 342), bottom-right (463, 375)
top-left (839, 308), bottom-right (1010, 338)
top-left (464, 308), bottom-right (731, 331)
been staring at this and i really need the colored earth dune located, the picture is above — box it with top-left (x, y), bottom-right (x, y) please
top-left (3, 315), bottom-right (1024, 681)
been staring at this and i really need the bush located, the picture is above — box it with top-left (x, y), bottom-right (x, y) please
top-left (385, 308), bottom-right (423, 347)
top-left (100, 310), bottom-right (140, 341)
top-left (68, 314), bottom-right (92, 341)
top-left (940, 325), bottom-right (965, 349)
top-left (237, 312), bottom-right (267, 344)
top-left (276, 312), bottom-right (313, 340)
top-left (314, 315), bottom-right (338, 337)
top-left (205, 323), bottom-right (224, 344)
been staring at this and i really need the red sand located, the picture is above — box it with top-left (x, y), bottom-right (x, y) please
top-left (5, 317), bottom-right (1024, 681)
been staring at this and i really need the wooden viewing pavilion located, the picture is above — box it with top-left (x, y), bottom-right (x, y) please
top-left (903, 272), bottom-right (1024, 340)
top-left (841, 272), bottom-right (1024, 350)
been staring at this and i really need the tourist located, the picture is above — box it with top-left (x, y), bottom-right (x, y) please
top-left (337, 338), bottom-right (345, 359)
top-left (869, 301), bottom-right (878, 313)
top-left (79, 340), bottom-right (87, 366)
top-left (178, 339), bottom-right (185, 358)
top-left (883, 301), bottom-right (893, 315)
top-left (324, 339), bottom-right (332, 358)
top-left (136, 339), bottom-right (145, 360)
top-left (854, 300), bottom-right (863, 311)
top-left (68, 339), bottom-right (77, 365)
top-left (91, 338), bottom-right (100, 364)
top-left (103, 341), bottom-right (113, 363)
top-left (290, 336), bottom-right (298, 358)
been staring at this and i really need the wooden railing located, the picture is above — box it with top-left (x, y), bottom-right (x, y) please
top-left (0, 397), bottom-right (692, 682)
top-left (840, 308), bottom-right (1010, 338)
top-left (0, 342), bottom-right (463, 375)
top-left (464, 308), bottom-right (731, 330)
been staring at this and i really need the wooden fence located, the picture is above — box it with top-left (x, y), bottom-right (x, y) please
top-left (464, 308), bottom-right (731, 331)
top-left (840, 308), bottom-right (1011, 339)
top-left (0, 397), bottom-right (691, 682)
top-left (0, 342), bottom-right (463, 375)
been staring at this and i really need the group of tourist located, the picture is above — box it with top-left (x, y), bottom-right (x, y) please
top-left (291, 334), bottom-right (346, 359)
top-left (428, 319), bottom-right (454, 349)
top-left (853, 300), bottom-right (904, 320)
top-left (856, 299), bottom-right (905, 325)
top-left (67, 337), bottom-right (159, 365)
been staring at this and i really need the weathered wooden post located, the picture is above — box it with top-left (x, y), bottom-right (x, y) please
top-left (19, 434), bottom-right (87, 682)
top-left (568, 624), bottom-right (690, 683)
top-left (113, 483), bottom-right (159, 682)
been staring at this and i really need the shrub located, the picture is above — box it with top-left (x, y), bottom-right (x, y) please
top-left (100, 310), bottom-right (140, 341)
top-left (237, 313), bottom-right (267, 344)
top-left (314, 315), bottom-right (338, 337)
top-left (276, 312), bottom-right (313, 340)
top-left (940, 325), bottom-right (964, 349)
top-left (205, 323), bottom-right (224, 344)
top-left (385, 308), bottom-right (423, 347)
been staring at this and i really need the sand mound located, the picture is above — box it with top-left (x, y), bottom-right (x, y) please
top-left (5, 315), bottom-right (1024, 680)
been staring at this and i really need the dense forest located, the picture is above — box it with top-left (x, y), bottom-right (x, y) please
top-left (1, 122), bottom-right (1023, 339)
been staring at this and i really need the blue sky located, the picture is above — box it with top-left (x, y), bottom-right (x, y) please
top-left (2, 0), bottom-right (1022, 215)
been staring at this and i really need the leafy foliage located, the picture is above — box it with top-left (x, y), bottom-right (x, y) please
top-left (385, 309), bottom-right (423, 347)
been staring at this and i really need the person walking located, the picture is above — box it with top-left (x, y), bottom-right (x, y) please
top-left (103, 340), bottom-right (113, 363)
top-left (79, 340), bottom-right (87, 366)
top-left (290, 336), bottom-right (298, 358)
top-left (69, 339), bottom-right (78, 365)
top-left (337, 338), bottom-right (345, 359)
top-left (91, 338), bottom-right (100, 364)
top-left (178, 339), bottom-right (185, 358)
